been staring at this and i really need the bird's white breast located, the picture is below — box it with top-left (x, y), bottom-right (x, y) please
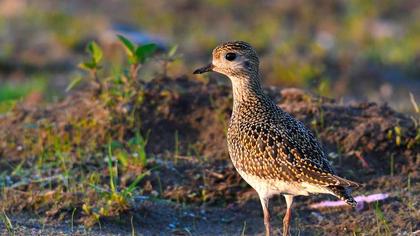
top-left (236, 169), bottom-right (309, 198)
top-left (236, 169), bottom-right (332, 199)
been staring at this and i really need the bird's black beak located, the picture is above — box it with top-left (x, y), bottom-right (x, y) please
top-left (193, 63), bottom-right (214, 74)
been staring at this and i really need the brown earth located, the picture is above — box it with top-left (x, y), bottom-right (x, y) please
top-left (0, 76), bottom-right (419, 235)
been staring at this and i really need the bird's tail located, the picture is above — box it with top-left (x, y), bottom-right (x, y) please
top-left (328, 185), bottom-right (357, 208)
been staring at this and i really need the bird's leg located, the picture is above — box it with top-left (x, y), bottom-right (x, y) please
top-left (259, 196), bottom-right (271, 236)
top-left (282, 208), bottom-right (292, 236)
top-left (282, 195), bottom-right (294, 236)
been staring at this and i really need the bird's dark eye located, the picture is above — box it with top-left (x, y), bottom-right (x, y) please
top-left (225, 52), bottom-right (237, 61)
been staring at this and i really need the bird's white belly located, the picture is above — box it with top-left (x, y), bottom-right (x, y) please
top-left (237, 170), bottom-right (310, 198)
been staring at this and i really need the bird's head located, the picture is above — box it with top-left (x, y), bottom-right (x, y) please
top-left (193, 41), bottom-right (259, 78)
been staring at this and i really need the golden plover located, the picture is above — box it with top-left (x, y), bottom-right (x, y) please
top-left (194, 41), bottom-right (359, 236)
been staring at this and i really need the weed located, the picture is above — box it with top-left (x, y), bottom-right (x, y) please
top-left (315, 77), bottom-right (332, 97)
top-left (131, 215), bottom-right (135, 236)
top-left (311, 99), bottom-right (325, 137)
top-left (161, 45), bottom-right (179, 77)
top-left (240, 220), bottom-right (247, 236)
top-left (78, 41), bottom-right (104, 93)
top-left (0, 210), bottom-right (14, 236)
top-left (111, 131), bottom-right (149, 171)
top-left (409, 92), bottom-right (419, 114)
top-left (71, 208), bottom-right (76, 232)
top-left (117, 35), bottom-right (157, 80)
top-left (79, 142), bottom-right (151, 226)
top-left (374, 202), bottom-right (391, 235)
top-left (407, 173), bottom-right (411, 191)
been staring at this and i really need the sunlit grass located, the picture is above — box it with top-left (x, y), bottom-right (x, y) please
top-left (374, 202), bottom-right (391, 235)
top-left (0, 211), bottom-right (14, 235)
top-left (0, 78), bottom-right (45, 102)
top-left (0, 77), bottom-right (46, 114)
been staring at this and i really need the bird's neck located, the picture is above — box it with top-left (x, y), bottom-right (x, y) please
top-left (229, 73), bottom-right (268, 114)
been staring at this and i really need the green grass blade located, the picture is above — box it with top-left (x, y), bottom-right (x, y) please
top-left (167, 45), bottom-right (178, 58)
top-left (66, 76), bottom-right (83, 92)
top-left (107, 143), bottom-right (116, 193)
top-left (122, 171), bottom-right (150, 197)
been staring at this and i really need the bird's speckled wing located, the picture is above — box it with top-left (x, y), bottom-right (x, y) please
top-left (229, 115), bottom-right (358, 188)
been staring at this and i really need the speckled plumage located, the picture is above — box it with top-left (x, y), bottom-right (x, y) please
top-left (227, 81), bottom-right (358, 199)
top-left (194, 41), bottom-right (359, 236)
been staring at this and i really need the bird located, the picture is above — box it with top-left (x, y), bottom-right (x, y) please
top-left (194, 41), bottom-right (359, 236)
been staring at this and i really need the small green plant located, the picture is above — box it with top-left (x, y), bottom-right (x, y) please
top-left (117, 35), bottom-right (157, 80)
top-left (77, 41), bottom-right (104, 92)
top-left (107, 141), bottom-right (151, 199)
top-left (161, 45), bottom-right (179, 77)
top-left (374, 202), bottom-right (391, 235)
top-left (81, 142), bottom-right (151, 226)
top-left (0, 211), bottom-right (14, 236)
top-left (316, 77), bottom-right (332, 97)
top-left (128, 132), bottom-right (149, 166)
top-left (311, 99), bottom-right (325, 137)
top-left (111, 131), bottom-right (149, 168)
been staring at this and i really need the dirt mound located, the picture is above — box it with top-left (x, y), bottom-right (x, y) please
top-left (0, 93), bottom-right (111, 161)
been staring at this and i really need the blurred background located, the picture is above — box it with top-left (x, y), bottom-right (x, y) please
top-left (0, 0), bottom-right (419, 113)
